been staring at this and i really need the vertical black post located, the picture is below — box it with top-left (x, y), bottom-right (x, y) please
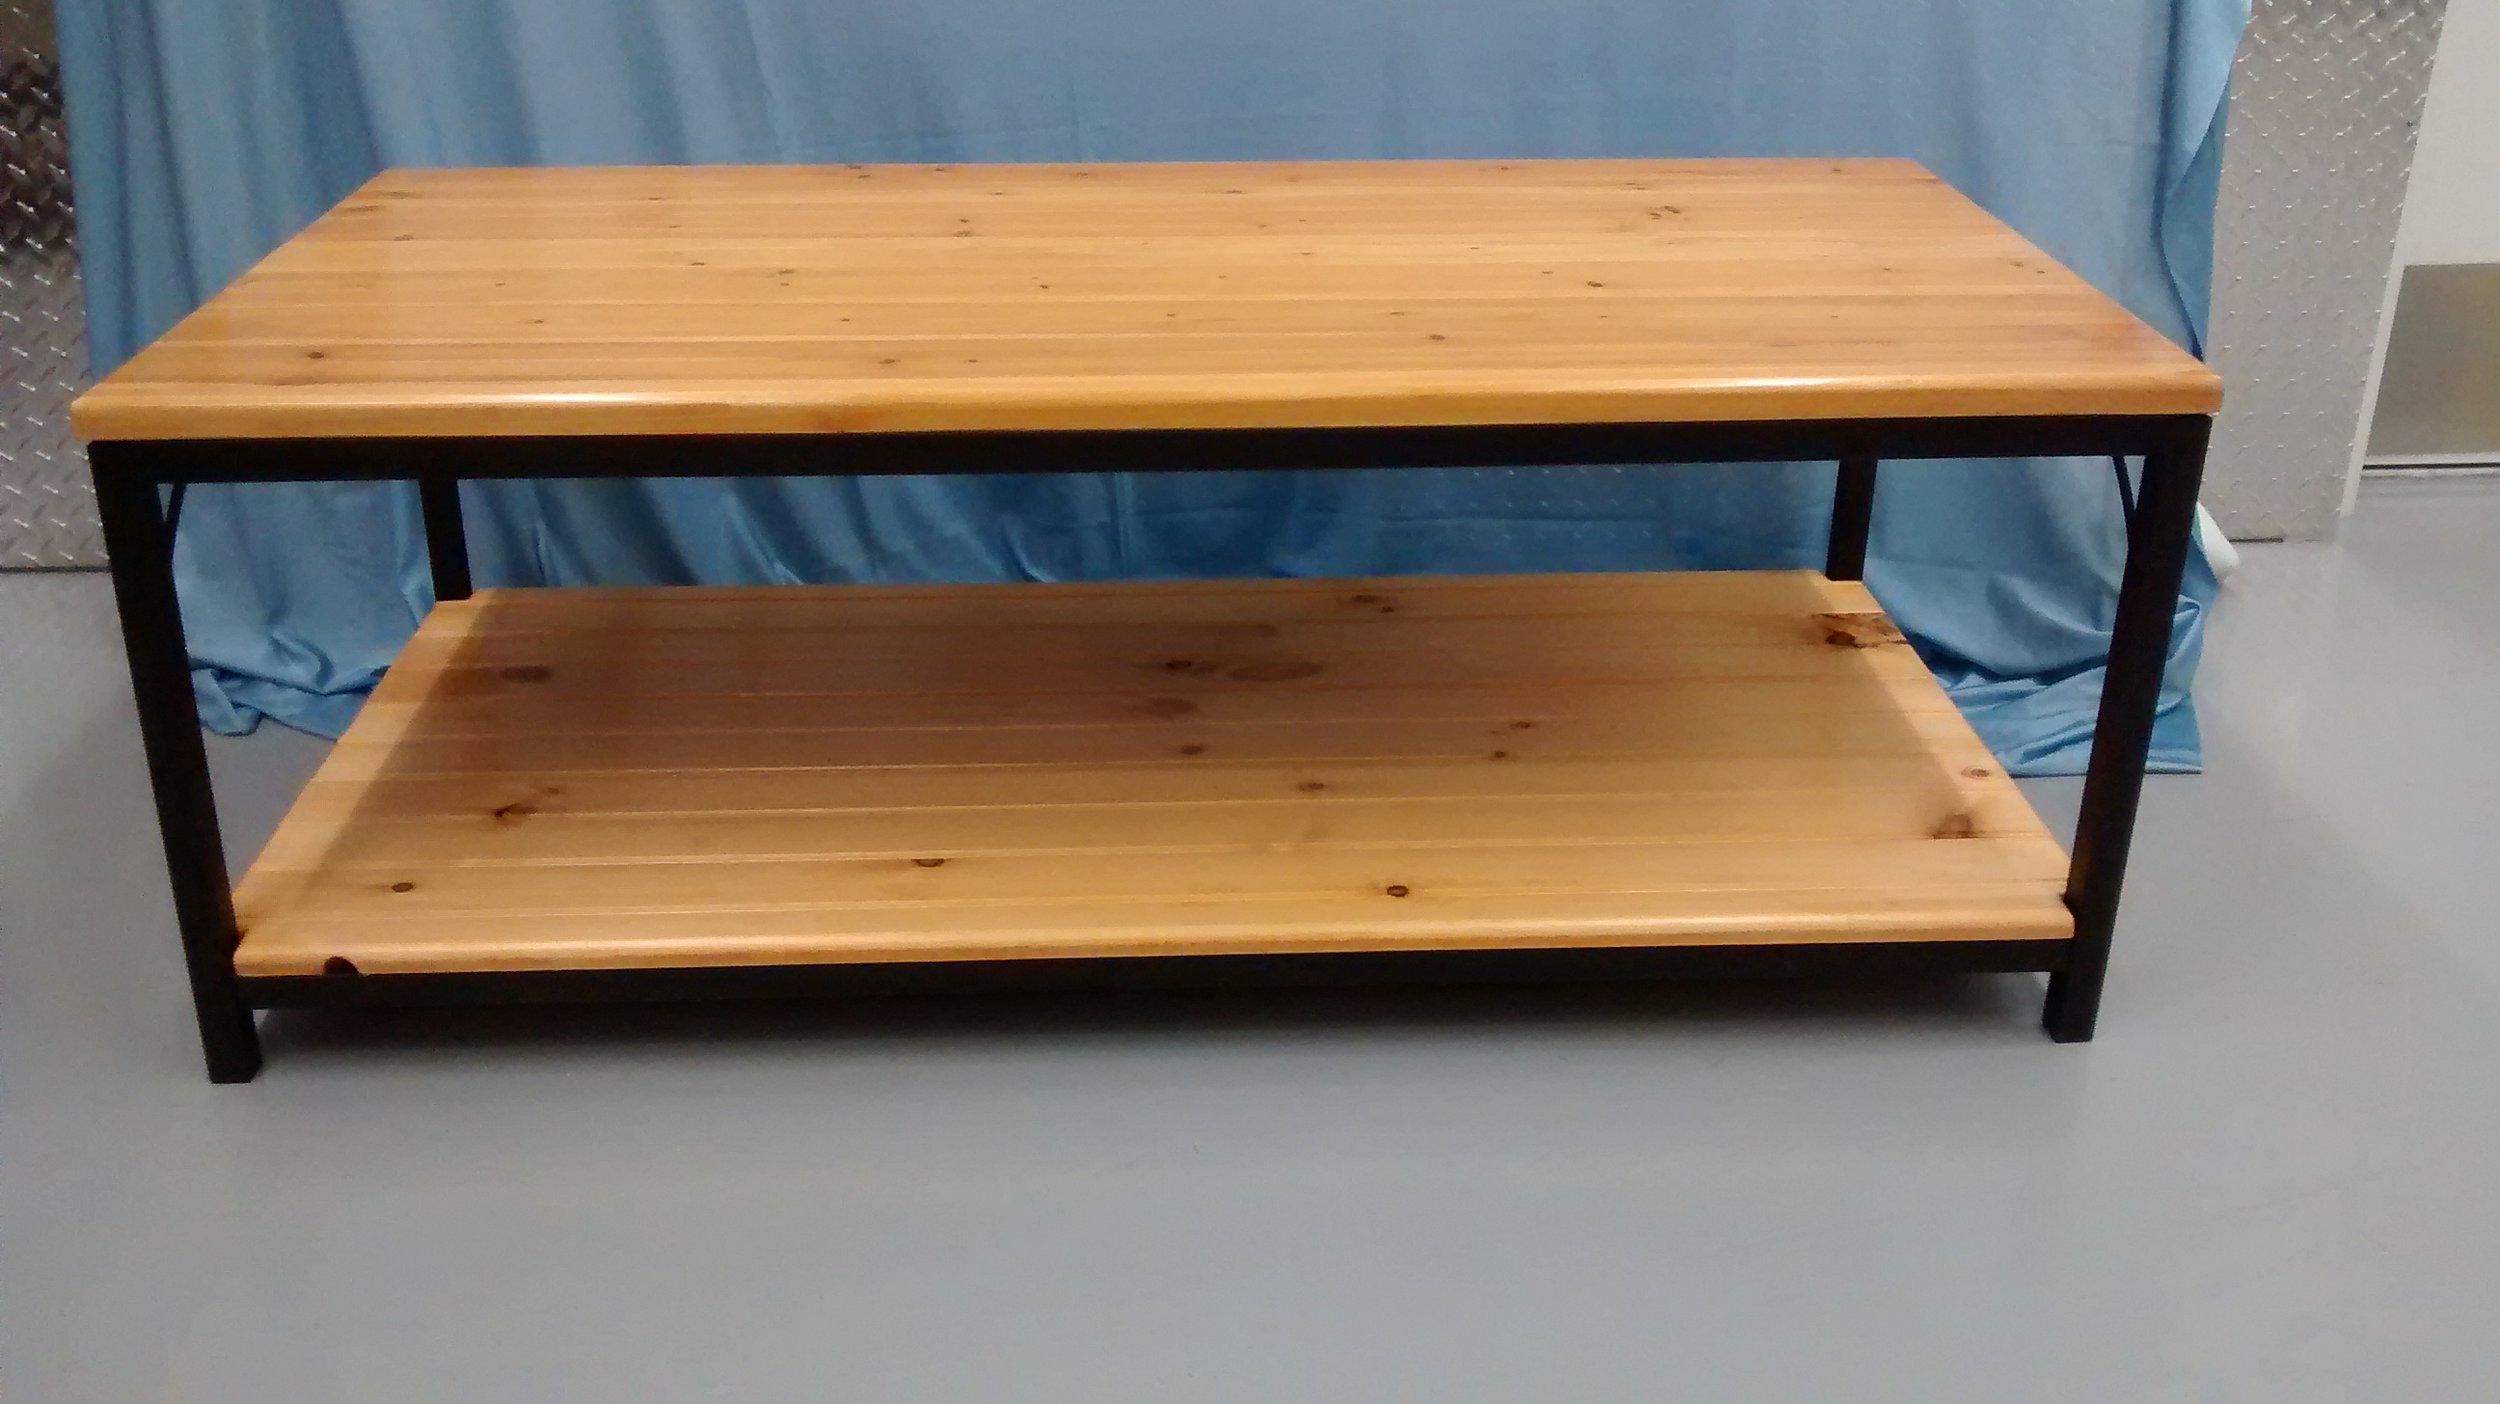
top-left (2047, 415), bottom-right (2212, 1042)
top-left (90, 448), bottom-right (262, 1082)
top-left (1825, 454), bottom-right (1878, 581)
top-left (417, 478), bottom-right (472, 601)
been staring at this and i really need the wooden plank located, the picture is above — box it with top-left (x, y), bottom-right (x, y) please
top-left (234, 889), bottom-right (2070, 976)
top-left (380, 625), bottom-right (1941, 694)
top-left (391, 599), bottom-right (1896, 660)
top-left (273, 754), bottom-right (2013, 819)
top-left (344, 678), bottom-right (1965, 745)
top-left (305, 714), bottom-right (1994, 782)
top-left (358, 158), bottom-right (1942, 193)
top-left (248, 790), bottom-right (2056, 873)
top-left (124, 330), bottom-right (2160, 386)
top-left (235, 840), bottom-right (2065, 936)
top-left (227, 571), bottom-right (2070, 976)
top-left (439, 568), bottom-right (1873, 619)
top-left (368, 581), bottom-right (1951, 707)
top-left (368, 650), bottom-right (1953, 715)
top-left (168, 292), bottom-right (2136, 344)
top-left (73, 158), bottom-right (2219, 440)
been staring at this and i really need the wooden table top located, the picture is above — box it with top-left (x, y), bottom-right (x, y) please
top-left (73, 159), bottom-right (2220, 442)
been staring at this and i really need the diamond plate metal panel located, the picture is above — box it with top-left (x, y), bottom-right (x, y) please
top-left (0, 0), bottom-right (97, 569)
top-left (2204, 0), bottom-right (2445, 541)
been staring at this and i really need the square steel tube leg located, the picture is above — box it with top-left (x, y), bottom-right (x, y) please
top-left (2047, 416), bottom-right (2212, 1042)
top-left (90, 451), bottom-right (262, 1082)
top-left (1826, 454), bottom-right (1878, 581)
top-left (417, 478), bottom-right (472, 602)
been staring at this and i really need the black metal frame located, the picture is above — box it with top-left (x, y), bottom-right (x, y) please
top-left (240, 941), bottom-right (2070, 1008)
top-left (89, 412), bottom-right (2210, 1081)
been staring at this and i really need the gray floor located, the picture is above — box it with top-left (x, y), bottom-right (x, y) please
top-left (5, 478), bottom-right (2498, 1401)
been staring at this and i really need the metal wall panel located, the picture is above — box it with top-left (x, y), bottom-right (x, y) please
top-left (0, 0), bottom-right (94, 569)
top-left (2203, 0), bottom-right (2446, 541)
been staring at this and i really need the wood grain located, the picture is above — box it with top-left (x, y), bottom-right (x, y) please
top-left (75, 159), bottom-right (2219, 440)
top-left (228, 570), bottom-right (2072, 976)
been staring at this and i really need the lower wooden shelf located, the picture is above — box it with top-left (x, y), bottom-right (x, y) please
top-left (229, 570), bottom-right (2073, 978)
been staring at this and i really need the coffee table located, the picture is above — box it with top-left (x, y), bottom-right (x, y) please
top-left (71, 159), bottom-right (2221, 1081)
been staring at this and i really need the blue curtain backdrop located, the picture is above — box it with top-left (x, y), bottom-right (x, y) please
top-left (59, 0), bottom-right (2246, 774)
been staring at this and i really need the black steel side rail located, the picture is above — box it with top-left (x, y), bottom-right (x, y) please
top-left (238, 941), bottom-right (2070, 1009)
top-left (88, 411), bottom-right (2211, 1081)
top-left (114, 414), bottom-right (2193, 483)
